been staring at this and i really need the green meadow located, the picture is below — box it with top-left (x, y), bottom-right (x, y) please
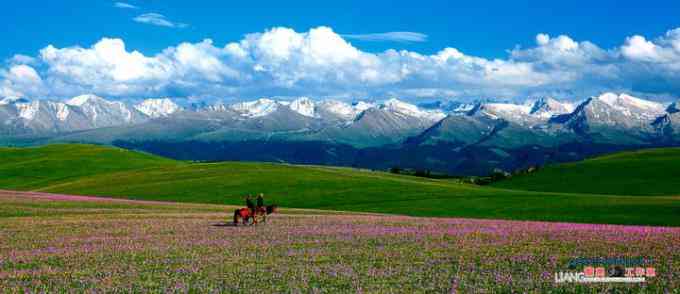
top-left (1, 144), bottom-right (679, 226)
top-left (492, 147), bottom-right (680, 196)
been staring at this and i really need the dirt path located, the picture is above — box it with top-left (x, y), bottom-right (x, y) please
top-left (0, 189), bottom-right (182, 206)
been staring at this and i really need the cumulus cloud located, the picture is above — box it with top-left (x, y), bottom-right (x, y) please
top-left (2, 26), bottom-right (680, 101)
top-left (7, 54), bottom-right (37, 65)
top-left (0, 64), bottom-right (45, 98)
top-left (133, 13), bottom-right (187, 28)
top-left (114, 2), bottom-right (138, 9)
top-left (621, 35), bottom-right (669, 62)
top-left (342, 32), bottom-right (428, 43)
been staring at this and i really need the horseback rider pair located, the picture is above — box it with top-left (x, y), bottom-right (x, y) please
top-left (234, 193), bottom-right (276, 226)
top-left (245, 193), bottom-right (265, 215)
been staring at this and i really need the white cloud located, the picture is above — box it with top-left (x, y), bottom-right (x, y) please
top-left (3, 26), bottom-right (680, 101)
top-left (0, 64), bottom-right (45, 98)
top-left (8, 54), bottom-right (37, 65)
top-left (621, 35), bottom-right (668, 62)
top-left (342, 32), bottom-right (428, 43)
top-left (619, 31), bottom-right (680, 75)
top-left (536, 34), bottom-right (550, 46)
top-left (133, 13), bottom-right (187, 28)
top-left (114, 2), bottom-right (138, 9)
top-left (163, 39), bottom-right (241, 82)
top-left (38, 38), bottom-right (173, 96)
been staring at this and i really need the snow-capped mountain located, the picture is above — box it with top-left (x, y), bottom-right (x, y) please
top-left (418, 100), bottom-right (478, 113)
top-left (289, 97), bottom-right (316, 118)
top-left (380, 98), bottom-right (446, 122)
top-left (353, 101), bottom-right (375, 112)
top-left (230, 97), bottom-right (370, 121)
top-left (462, 98), bottom-right (574, 127)
top-left (2, 92), bottom-right (679, 151)
top-left (315, 100), bottom-right (360, 121)
top-left (553, 93), bottom-right (666, 132)
top-left (192, 102), bottom-right (230, 113)
top-left (596, 93), bottom-right (666, 120)
top-left (0, 99), bottom-right (94, 135)
top-left (0, 94), bottom-right (149, 135)
top-left (67, 94), bottom-right (146, 128)
top-left (5, 92), bottom-right (680, 175)
top-left (299, 99), bottom-right (446, 147)
top-left (134, 98), bottom-right (181, 118)
top-left (230, 99), bottom-right (279, 117)
top-left (529, 97), bottom-right (575, 119)
top-left (14, 100), bottom-right (40, 120)
top-left (476, 103), bottom-right (531, 121)
top-left (651, 100), bottom-right (680, 140)
top-left (538, 92), bottom-right (672, 145)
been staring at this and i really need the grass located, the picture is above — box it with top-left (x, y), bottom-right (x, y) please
top-left (492, 148), bottom-right (680, 196)
top-left (1, 193), bottom-right (678, 292)
top-left (0, 191), bottom-right (354, 219)
top-left (0, 144), bottom-right (175, 190)
top-left (1, 144), bottom-right (679, 226)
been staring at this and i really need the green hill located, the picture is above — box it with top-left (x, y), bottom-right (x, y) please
top-left (1, 144), bottom-right (679, 226)
top-left (492, 148), bottom-right (680, 196)
top-left (0, 144), bottom-right (176, 190)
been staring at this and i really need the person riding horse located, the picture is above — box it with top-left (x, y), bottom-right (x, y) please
top-left (234, 194), bottom-right (277, 226)
top-left (257, 193), bottom-right (264, 211)
top-left (245, 194), bottom-right (255, 214)
top-left (241, 194), bottom-right (266, 223)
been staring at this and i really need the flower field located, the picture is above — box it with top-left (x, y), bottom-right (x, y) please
top-left (1, 192), bottom-right (679, 292)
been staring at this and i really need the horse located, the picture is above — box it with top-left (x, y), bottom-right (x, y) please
top-left (233, 208), bottom-right (254, 226)
top-left (233, 204), bottom-right (277, 226)
top-left (256, 204), bottom-right (278, 223)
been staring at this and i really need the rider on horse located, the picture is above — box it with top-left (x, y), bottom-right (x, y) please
top-left (246, 194), bottom-right (255, 214)
top-left (257, 193), bottom-right (264, 211)
top-left (234, 193), bottom-right (276, 226)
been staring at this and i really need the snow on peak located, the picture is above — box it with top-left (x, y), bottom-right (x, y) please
top-left (135, 98), bottom-right (181, 118)
top-left (595, 92), bottom-right (619, 106)
top-left (66, 94), bottom-right (135, 124)
top-left (479, 103), bottom-right (531, 121)
top-left (0, 97), bottom-right (30, 105)
top-left (47, 101), bottom-right (70, 121)
top-left (381, 98), bottom-right (445, 121)
top-left (205, 103), bottom-right (229, 112)
top-left (529, 97), bottom-right (574, 118)
top-left (66, 94), bottom-right (106, 106)
top-left (484, 103), bottom-right (531, 113)
top-left (597, 93), bottom-right (664, 111)
top-left (595, 93), bottom-right (665, 118)
top-left (230, 98), bottom-right (279, 117)
top-left (316, 100), bottom-right (355, 120)
top-left (316, 100), bottom-right (376, 121)
top-left (352, 101), bottom-right (375, 112)
top-left (382, 98), bottom-right (418, 112)
top-left (453, 103), bottom-right (477, 113)
top-left (289, 97), bottom-right (316, 117)
top-left (4, 98), bottom-right (69, 121)
top-left (15, 101), bottom-right (39, 120)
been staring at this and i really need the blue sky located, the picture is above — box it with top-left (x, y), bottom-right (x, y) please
top-left (4, 0), bottom-right (679, 59)
top-left (2, 0), bottom-right (680, 102)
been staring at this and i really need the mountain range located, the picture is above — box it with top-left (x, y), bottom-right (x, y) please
top-left (2, 93), bottom-right (679, 175)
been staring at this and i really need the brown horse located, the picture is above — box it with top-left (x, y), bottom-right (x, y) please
top-left (233, 205), bottom-right (277, 226)
top-left (233, 208), bottom-right (254, 226)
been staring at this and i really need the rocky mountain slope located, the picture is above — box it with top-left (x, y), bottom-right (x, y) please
top-left (2, 92), bottom-right (679, 174)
